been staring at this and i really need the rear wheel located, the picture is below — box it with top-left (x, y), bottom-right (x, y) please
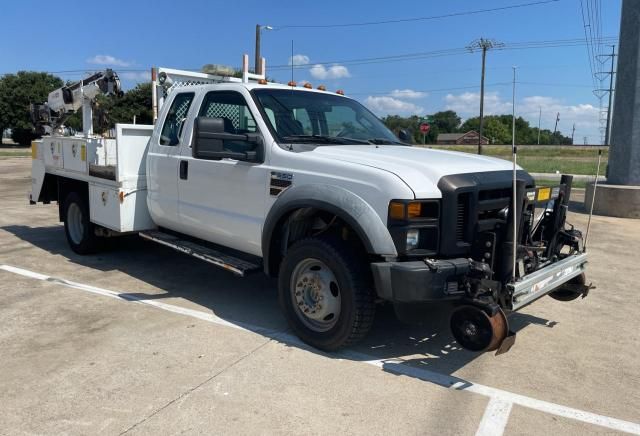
top-left (278, 237), bottom-right (375, 351)
top-left (63, 192), bottom-right (101, 254)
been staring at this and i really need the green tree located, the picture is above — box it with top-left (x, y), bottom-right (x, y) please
top-left (382, 110), bottom-right (462, 144)
top-left (460, 115), bottom-right (571, 145)
top-left (94, 82), bottom-right (153, 132)
top-left (381, 114), bottom-right (423, 144)
top-left (0, 71), bottom-right (63, 145)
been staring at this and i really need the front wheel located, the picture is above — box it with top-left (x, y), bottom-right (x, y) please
top-left (63, 192), bottom-right (101, 255)
top-left (278, 237), bottom-right (375, 351)
top-left (549, 273), bottom-right (586, 302)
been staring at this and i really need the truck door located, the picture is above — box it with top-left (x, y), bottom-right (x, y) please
top-left (146, 91), bottom-right (196, 229)
top-left (177, 90), bottom-right (267, 256)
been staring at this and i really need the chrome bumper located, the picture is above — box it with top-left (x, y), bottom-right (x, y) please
top-left (508, 252), bottom-right (588, 311)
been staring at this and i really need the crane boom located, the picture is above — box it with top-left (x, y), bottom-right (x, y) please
top-left (31, 69), bottom-right (122, 136)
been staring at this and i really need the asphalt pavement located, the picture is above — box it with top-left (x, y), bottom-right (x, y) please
top-left (0, 157), bottom-right (638, 435)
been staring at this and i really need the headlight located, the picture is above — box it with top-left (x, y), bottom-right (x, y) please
top-left (406, 229), bottom-right (420, 250)
top-left (388, 200), bottom-right (440, 255)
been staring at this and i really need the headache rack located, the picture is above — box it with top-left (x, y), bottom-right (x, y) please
top-left (151, 54), bottom-right (267, 121)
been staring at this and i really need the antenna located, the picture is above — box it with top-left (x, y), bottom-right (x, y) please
top-left (291, 40), bottom-right (294, 86)
top-left (511, 66), bottom-right (518, 282)
top-left (583, 149), bottom-right (602, 251)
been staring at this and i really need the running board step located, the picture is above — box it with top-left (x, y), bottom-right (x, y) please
top-left (139, 231), bottom-right (261, 277)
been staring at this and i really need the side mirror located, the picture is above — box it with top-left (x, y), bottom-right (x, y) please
top-left (192, 116), bottom-right (263, 162)
top-left (397, 129), bottom-right (412, 143)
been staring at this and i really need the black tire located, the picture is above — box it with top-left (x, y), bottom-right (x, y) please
top-left (278, 237), bottom-right (375, 351)
top-left (63, 192), bottom-right (101, 255)
top-left (549, 273), bottom-right (585, 302)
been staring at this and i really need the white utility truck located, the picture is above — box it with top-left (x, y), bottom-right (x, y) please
top-left (30, 55), bottom-right (590, 354)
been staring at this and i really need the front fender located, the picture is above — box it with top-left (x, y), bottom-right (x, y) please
top-left (262, 184), bottom-right (397, 275)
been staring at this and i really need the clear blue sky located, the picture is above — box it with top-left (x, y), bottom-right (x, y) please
top-left (0, 0), bottom-right (621, 143)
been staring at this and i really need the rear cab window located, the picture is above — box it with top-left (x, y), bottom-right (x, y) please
top-left (160, 92), bottom-right (195, 146)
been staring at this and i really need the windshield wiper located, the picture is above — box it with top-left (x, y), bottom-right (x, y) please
top-left (367, 138), bottom-right (405, 145)
top-left (281, 135), bottom-right (370, 145)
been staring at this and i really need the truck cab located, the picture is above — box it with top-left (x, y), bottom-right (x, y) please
top-left (30, 58), bottom-right (590, 354)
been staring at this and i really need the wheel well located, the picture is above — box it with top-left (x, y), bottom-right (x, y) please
top-left (266, 207), bottom-right (373, 277)
top-left (56, 177), bottom-right (89, 222)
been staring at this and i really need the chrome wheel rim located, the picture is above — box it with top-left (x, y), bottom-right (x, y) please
top-left (290, 258), bottom-right (341, 332)
top-left (67, 203), bottom-right (84, 245)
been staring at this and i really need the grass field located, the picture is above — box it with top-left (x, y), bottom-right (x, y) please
top-left (429, 145), bottom-right (607, 175)
top-left (0, 151), bottom-right (30, 158)
top-left (535, 178), bottom-right (590, 189)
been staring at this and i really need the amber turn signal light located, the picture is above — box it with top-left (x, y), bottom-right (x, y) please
top-left (407, 202), bottom-right (422, 218)
top-left (389, 202), bottom-right (406, 220)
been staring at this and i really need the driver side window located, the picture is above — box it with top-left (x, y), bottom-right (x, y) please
top-left (199, 91), bottom-right (258, 153)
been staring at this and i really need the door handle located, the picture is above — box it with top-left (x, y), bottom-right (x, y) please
top-left (179, 160), bottom-right (188, 180)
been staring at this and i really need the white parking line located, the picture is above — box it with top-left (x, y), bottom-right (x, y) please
top-left (475, 398), bottom-right (513, 436)
top-left (2, 263), bottom-right (639, 436)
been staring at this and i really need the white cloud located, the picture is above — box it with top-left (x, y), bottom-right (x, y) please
top-left (364, 96), bottom-right (424, 116)
top-left (289, 54), bottom-right (310, 66)
top-left (519, 95), bottom-right (600, 139)
top-left (309, 64), bottom-right (351, 80)
top-left (444, 92), bottom-right (511, 115)
top-left (87, 55), bottom-right (131, 67)
top-left (389, 89), bottom-right (426, 99)
top-left (443, 91), bottom-right (601, 142)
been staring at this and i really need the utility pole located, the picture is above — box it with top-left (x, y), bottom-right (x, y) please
top-left (604, 45), bottom-right (616, 146)
top-left (255, 24), bottom-right (273, 75)
top-left (553, 112), bottom-right (560, 143)
top-left (255, 24), bottom-right (261, 75)
top-left (571, 123), bottom-right (576, 144)
top-left (468, 38), bottom-right (504, 155)
top-left (537, 106), bottom-right (542, 145)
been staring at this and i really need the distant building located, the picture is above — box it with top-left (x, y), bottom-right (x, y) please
top-left (437, 130), bottom-right (489, 145)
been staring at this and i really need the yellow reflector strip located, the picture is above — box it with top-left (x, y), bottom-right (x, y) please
top-left (538, 187), bottom-right (551, 202)
top-left (31, 141), bottom-right (37, 159)
top-left (407, 202), bottom-right (422, 218)
top-left (389, 202), bottom-right (405, 220)
top-left (80, 143), bottom-right (86, 162)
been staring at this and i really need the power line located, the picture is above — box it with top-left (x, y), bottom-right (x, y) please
top-left (273, 0), bottom-right (561, 29)
top-left (346, 82), bottom-right (512, 96)
top-left (268, 37), bottom-right (617, 71)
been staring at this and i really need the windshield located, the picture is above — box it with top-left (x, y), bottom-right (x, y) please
top-left (252, 89), bottom-right (402, 145)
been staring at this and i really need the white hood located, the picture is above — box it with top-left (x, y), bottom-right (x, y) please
top-left (311, 145), bottom-right (518, 198)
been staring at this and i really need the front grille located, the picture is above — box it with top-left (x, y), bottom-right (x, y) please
top-left (437, 170), bottom-right (535, 257)
top-left (456, 193), bottom-right (469, 242)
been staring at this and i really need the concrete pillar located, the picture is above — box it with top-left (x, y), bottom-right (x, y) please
top-left (608, 0), bottom-right (640, 185)
top-left (585, 0), bottom-right (640, 218)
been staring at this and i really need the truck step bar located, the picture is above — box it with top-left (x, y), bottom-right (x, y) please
top-left (139, 231), bottom-right (261, 277)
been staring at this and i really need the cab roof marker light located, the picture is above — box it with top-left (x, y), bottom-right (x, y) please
top-left (288, 81), bottom-right (297, 87)
top-left (317, 85), bottom-right (326, 91)
top-left (336, 89), bottom-right (345, 95)
top-left (303, 82), bottom-right (313, 89)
